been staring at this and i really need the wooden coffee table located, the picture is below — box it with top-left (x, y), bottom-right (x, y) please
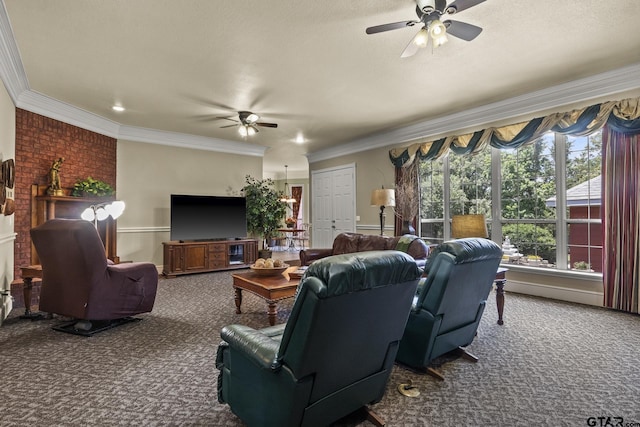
top-left (232, 267), bottom-right (301, 326)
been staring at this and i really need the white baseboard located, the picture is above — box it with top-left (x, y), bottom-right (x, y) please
top-left (506, 279), bottom-right (604, 307)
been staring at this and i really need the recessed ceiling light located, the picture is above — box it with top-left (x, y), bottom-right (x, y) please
top-left (295, 134), bottom-right (305, 144)
top-left (112, 105), bottom-right (125, 112)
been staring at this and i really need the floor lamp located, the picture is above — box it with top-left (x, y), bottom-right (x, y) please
top-left (81, 200), bottom-right (126, 229)
top-left (371, 188), bottom-right (395, 236)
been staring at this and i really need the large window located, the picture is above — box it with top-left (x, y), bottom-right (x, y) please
top-left (418, 130), bottom-right (602, 272)
top-left (500, 134), bottom-right (557, 267)
top-left (565, 132), bottom-right (602, 272)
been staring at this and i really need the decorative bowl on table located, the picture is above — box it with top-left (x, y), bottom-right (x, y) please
top-left (250, 263), bottom-right (290, 276)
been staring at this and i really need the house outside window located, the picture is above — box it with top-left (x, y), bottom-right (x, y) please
top-left (417, 130), bottom-right (602, 273)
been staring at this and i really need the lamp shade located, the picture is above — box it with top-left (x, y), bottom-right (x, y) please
top-left (370, 189), bottom-right (396, 207)
top-left (95, 207), bottom-right (109, 221)
top-left (81, 207), bottom-right (96, 221)
top-left (80, 200), bottom-right (126, 224)
top-left (106, 200), bottom-right (126, 219)
top-left (451, 214), bottom-right (488, 238)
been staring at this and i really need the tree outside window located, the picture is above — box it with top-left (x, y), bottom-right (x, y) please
top-left (417, 130), bottom-right (603, 272)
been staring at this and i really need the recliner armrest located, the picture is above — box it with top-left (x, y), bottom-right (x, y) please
top-left (299, 248), bottom-right (333, 266)
top-left (221, 324), bottom-right (283, 370)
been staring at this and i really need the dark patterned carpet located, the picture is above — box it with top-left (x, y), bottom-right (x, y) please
top-left (1, 270), bottom-right (639, 426)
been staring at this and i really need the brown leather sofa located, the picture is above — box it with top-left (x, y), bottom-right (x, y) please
top-left (299, 232), bottom-right (430, 268)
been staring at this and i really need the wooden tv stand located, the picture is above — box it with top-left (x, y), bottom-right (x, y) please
top-left (162, 239), bottom-right (258, 277)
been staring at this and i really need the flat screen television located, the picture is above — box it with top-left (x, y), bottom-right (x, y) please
top-left (170, 194), bottom-right (248, 242)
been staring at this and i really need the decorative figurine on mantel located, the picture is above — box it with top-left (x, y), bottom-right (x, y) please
top-left (47, 157), bottom-right (65, 196)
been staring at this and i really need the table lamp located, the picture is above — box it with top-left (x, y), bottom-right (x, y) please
top-left (371, 187), bottom-right (395, 236)
top-left (451, 214), bottom-right (488, 238)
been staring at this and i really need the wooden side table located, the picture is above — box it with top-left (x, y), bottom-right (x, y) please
top-left (19, 265), bottom-right (44, 320)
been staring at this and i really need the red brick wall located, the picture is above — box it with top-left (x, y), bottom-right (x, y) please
top-left (14, 109), bottom-right (117, 281)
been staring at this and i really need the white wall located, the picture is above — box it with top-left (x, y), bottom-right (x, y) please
top-left (0, 79), bottom-right (15, 323)
top-left (116, 139), bottom-right (262, 267)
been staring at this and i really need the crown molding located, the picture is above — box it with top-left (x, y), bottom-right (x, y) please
top-left (307, 62), bottom-right (640, 164)
top-left (118, 125), bottom-right (266, 156)
top-left (17, 90), bottom-right (122, 138)
top-left (2, 1), bottom-right (638, 163)
top-left (0, 1), bottom-right (28, 103)
top-left (15, 89), bottom-right (266, 155)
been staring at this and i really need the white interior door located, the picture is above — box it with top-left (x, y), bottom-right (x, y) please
top-left (311, 164), bottom-right (356, 248)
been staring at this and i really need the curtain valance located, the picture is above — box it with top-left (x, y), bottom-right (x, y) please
top-left (389, 97), bottom-right (640, 168)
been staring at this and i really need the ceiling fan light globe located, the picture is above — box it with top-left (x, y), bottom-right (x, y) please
top-left (238, 125), bottom-right (248, 137)
top-left (413, 28), bottom-right (429, 48)
top-left (433, 33), bottom-right (448, 47)
top-left (246, 113), bottom-right (259, 123)
top-left (247, 126), bottom-right (257, 136)
top-left (430, 19), bottom-right (446, 36)
top-left (429, 19), bottom-right (448, 46)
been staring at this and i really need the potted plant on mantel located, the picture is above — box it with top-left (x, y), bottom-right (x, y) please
top-left (243, 175), bottom-right (288, 258)
top-left (71, 176), bottom-right (114, 197)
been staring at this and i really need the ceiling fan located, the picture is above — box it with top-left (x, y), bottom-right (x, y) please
top-left (219, 111), bottom-right (278, 137)
top-left (365, 0), bottom-right (485, 58)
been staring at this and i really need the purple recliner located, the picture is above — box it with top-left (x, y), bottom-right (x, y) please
top-left (30, 219), bottom-right (158, 333)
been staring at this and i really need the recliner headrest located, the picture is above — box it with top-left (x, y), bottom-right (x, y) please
top-left (305, 250), bottom-right (422, 297)
top-left (428, 238), bottom-right (502, 264)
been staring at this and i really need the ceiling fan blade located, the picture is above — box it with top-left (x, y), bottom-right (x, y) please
top-left (256, 122), bottom-right (278, 128)
top-left (445, 20), bottom-right (482, 41)
top-left (220, 124), bottom-right (238, 128)
top-left (435, 0), bottom-right (448, 12)
top-left (400, 30), bottom-right (425, 58)
top-left (366, 20), bottom-right (418, 34)
top-left (446, 0), bottom-right (486, 14)
top-left (216, 116), bottom-right (238, 122)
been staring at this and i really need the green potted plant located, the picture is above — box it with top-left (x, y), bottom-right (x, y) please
top-left (243, 175), bottom-right (287, 257)
top-left (573, 261), bottom-right (591, 271)
top-left (71, 176), bottom-right (114, 197)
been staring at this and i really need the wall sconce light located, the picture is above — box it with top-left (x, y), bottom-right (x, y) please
top-left (81, 200), bottom-right (126, 227)
top-left (371, 187), bottom-right (396, 236)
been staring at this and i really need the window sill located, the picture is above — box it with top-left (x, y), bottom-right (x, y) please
top-left (499, 263), bottom-right (602, 281)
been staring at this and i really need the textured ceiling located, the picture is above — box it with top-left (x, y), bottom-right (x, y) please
top-left (4, 0), bottom-right (640, 177)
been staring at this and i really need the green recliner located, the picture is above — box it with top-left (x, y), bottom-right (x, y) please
top-left (395, 238), bottom-right (503, 379)
top-left (216, 250), bottom-right (423, 427)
